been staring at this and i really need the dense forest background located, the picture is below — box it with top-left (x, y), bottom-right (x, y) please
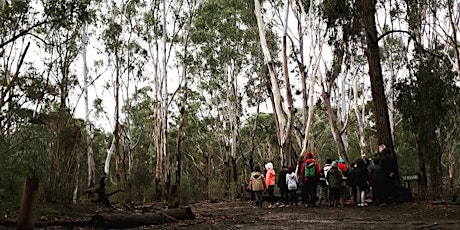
top-left (0, 0), bottom-right (459, 206)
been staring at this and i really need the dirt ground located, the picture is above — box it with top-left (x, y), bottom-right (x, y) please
top-left (1, 199), bottom-right (460, 229)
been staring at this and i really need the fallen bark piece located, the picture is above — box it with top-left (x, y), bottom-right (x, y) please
top-left (91, 207), bottom-right (195, 229)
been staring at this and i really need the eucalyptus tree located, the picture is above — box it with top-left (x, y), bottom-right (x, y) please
top-left (189, 0), bottom-right (261, 196)
top-left (170, 0), bottom-right (200, 207)
top-left (316, 0), bottom-right (366, 163)
top-left (393, 0), bottom-right (460, 196)
top-left (254, 0), bottom-right (298, 167)
top-left (140, 0), bottom-right (189, 201)
top-left (96, 0), bottom-right (152, 201)
top-left (81, 21), bottom-right (97, 189)
top-left (0, 0), bottom-right (86, 134)
top-left (437, 0), bottom-right (460, 192)
top-left (395, 52), bottom-right (456, 197)
top-left (31, 0), bottom-right (92, 203)
top-left (360, 0), bottom-right (395, 154)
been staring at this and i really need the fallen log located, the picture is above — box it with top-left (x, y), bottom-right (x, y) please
top-left (91, 207), bottom-right (195, 229)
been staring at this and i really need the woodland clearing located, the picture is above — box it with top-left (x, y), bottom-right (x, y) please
top-left (1, 199), bottom-right (460, 229)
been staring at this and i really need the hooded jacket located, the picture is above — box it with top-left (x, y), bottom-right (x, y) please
top-left (326, 163), bottom-right (343, 188)
top-left (265, 162), bottom-right (276, 188)
top-left (300, 152), bottom-right (320, 182)
top-left (249, 171), bottom-right (265, 192)
top-left (286, 172), bottom-right (298, 190)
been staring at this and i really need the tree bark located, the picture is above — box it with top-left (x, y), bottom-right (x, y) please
top-left (416, 140), bottom-right (428, 196)
top-left (362, 0), bottom-right (394, 152)
top-left (281, 0), bottom-right (295, 166)
top-left (353, 74), bottom-right (367, 156)
top-left (18, 178), bottom-right (39, 230)
top-left (320, 40), bottom-right (348, 162)
top-left (161, 0), bottom-right (170, 200)
top-left (254, 0), bottom-right (287, 164)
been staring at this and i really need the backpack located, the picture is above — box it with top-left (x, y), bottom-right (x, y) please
top-left (304, 162), bottom-right (316, 178)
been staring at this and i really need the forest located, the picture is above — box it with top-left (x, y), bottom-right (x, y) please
top-left (1, 0), bottom-right (460, 217)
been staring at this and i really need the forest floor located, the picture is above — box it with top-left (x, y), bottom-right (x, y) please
top-left (1, 198), bottom-right (460, 229)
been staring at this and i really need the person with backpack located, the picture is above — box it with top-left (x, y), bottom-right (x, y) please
top-left (248, 166), bottom-right (266, 208)
top-left (318, 158), bottom-right (333, 205)
top-left (277, 165), bottom-right (288, 207)
top-left (300, 152), bottom-right (320, 207)
top-left (265, 162), bottom-right (276, 208)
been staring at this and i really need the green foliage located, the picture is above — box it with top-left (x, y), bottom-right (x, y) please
top-left (395, 45), bottom-right (458, 191)
top-left (395, 52), bottom-right (455, 136)
top-left (319, 0), bottom-right (362, 43)
top-left (0, 122), bottom-right (53, 201)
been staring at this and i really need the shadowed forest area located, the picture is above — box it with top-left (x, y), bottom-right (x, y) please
top-left (1, 0), bottom-right (460, 229)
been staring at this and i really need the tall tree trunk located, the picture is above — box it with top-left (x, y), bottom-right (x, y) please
top-left (445, 129), bottom-right (455, 193)
top-left (254, 0), bottom-right (288, 166)
top-left (173, 2), bottom-right (194, 205)
top-left (353, 74), bottom-right (367, 156)
top-left (416, 140), bottom-right (428, 196)
top-left (362, 0), bottom-right (394, 153)
top-left (161, 0), bottom-right (170, 200)
top-left (228, 62), bottom-right (239, 183)
top-left (281, 0), bottom-right (295, 166)
top-left (320, 44), bottom-right (348, 163)
top-left (248, 93), bottom-right (261, 171)
top-left (153, 5), bottom-right (163, 200)
top-left (82, 22), bottom-right (96, 188)
top-left (114, 37), bottom-right (124, 195)
top-left (301, 17), bottom-right (325, 154)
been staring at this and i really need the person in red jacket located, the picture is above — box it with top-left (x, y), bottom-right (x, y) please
top-left (300, 152), bottom-right (320, 207)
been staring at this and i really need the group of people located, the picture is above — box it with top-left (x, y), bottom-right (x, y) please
top-left (247, 144), bottom-right (398, 208)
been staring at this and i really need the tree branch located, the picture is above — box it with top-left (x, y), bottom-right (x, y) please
top-left (0, 21), bottom-right (48, 49)
top-left (377, 29), bottom-right (447, 63)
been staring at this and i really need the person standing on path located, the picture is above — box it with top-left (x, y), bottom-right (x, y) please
top-left (248, 166), bottom-right (265, 208)
top-left (326, 161), bottom-right (343, 207)
top-left (286, 166), bottom-right (298, 207)
top-left (300, 152), bottom-right (320, 207)
top-left (265, 162), bottom-right (276, 208)
top-left (277, 165), bottom-right (288, 207)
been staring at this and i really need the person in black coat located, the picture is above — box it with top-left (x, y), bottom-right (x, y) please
top-left (277, 165), bottom-right (288, 207)
top-left (379, 146), bottom-right (398, 205)
top-left (371, 157), bottom-right (383, 205)
top-left (352, 158), bottom-right (370, 206)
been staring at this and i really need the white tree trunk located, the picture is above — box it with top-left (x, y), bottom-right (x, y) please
top-left (104, 138), bottom-right (116, 175)
top-left (82, 22), bottom-right (96, 188)
top-left (353, 73), bottom-right (367, 155)
top-left (301, 35), bottom-right (323, 154)
top-left (254, 0), bottom-right (286, 131)
top-left (161, 0), bottom-right (169, 193)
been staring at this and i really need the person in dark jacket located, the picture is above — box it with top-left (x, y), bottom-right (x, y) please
top-left (277, 165), bottom-right (288, 207)
top-left (319, 158), bottom-right (333, 205)
top-left (326, 161), bottom-right (343, 207)
top-left (353, 158), bottom-right (370, 206)
top-left (379, 145), bottom-right (398, 205)
top-left (371, 157), bottom-right (383, 205)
